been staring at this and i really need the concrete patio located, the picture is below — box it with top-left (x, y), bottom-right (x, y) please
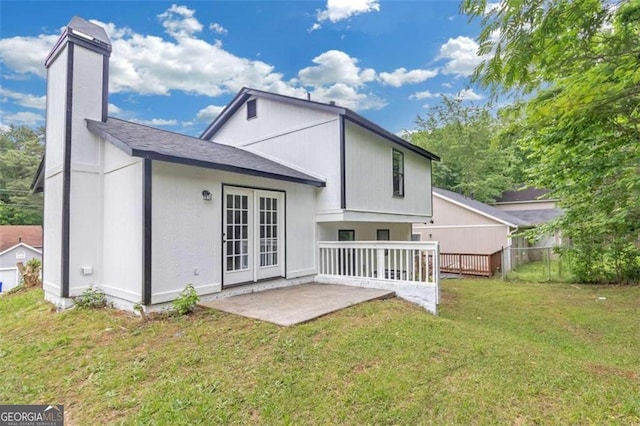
top-left (199, 283), bottom-right (395, 326)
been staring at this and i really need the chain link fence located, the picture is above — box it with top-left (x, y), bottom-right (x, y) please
top-left (501, 245), bottom-right (572, 282)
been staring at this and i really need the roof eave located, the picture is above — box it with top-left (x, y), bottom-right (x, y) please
top-left (343, 112), bottom-right (439, 161)
top-left (129, 149), bottom-right (326, 187)
top-left (31, 156), bottom-right (45, 193)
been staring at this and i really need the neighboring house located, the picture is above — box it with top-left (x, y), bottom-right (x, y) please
top-left (413, 188), bottom-right (525, 255)
top-left (32, 17), bottom-right (441, 313)
top-left (493, 186), bottom-right (563, 248)
top-left (412, 188), bottom-right (563, 275)
top-left (0, 225), bottom-right (43, 292)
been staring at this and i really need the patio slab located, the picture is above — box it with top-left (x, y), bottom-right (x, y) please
top-left (199, 283), bottom-right (395, 326)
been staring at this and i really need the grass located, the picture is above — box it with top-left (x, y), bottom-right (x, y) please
top-left (1, 281), bottom-right (639, 425)
top-left (506, 259), bottom-right (576, 283)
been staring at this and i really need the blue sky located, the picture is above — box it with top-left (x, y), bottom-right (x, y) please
top-left (0, 0), bottom-right (489, 136)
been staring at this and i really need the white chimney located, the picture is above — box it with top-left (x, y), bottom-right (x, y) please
top-left (42, 17), bottom-right (111, 304)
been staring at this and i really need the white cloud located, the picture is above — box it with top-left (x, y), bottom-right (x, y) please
top-left (0, 111), bottom-right (44, 126)
top-left (298, 50), bottom-right (375, 88)
top-left (379, 67), bottom-right (438, 87)
top-left (158, 4), bottom-right (203, 39)
top-left (308, 83), bottom-right (386, 111)
top-left (0, 122), bottom-right (10, 132)
top-left (409, 90), bottom-right (440, 100)
top-left (0, 34), bottom-right (58, 78)
top-left (311, 0), bottom-right (380, 31)
top-left (87, 12), bottom-right (299, 98)
top-left (484, 2), bottom-right (503, 14)
top-left (108, 103), bottom-right (122, 114)
top-left (441, 82), bottom-right (453, 88)
top-left (0, 89), bottom-right (46, 110)
top-left (409, 88), bottom-right (484, 102)
top-left (456, 88), bottom-right (483, 101)
top-left (131, 118), bottom-right (178, 126)
top-left (209, 23), bottom-right (228, 35)
top-left (438, 36), bottom-right (485, 77)
top-left (196, 104), bottom-right (225, 122)
top-left (0, 4), bottom-right (390, 125)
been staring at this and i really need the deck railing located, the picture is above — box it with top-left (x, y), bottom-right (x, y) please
top-left (439, 250), bottom-right (502, 277)
top-left (318, 241), bottom-right (440, 285)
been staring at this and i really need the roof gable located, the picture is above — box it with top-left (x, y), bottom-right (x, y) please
top-left (0, 241), bottom-right (42, 258)
top-left (433, 188), bottom-right (526, 227)
top-left (86, 117), bottom-right (325, 187)
top-left (0, 225), bottom-right (43, 252)
top-left (200, 87), bottom-right (439, 161)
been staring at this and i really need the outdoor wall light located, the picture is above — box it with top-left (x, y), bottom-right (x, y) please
top-left (202, 190), bottom-right (212, 201)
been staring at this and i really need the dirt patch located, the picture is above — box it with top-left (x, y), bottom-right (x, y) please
top-left (585, 363), bottom-right (639, 381)
top-left (440, 290), bottom-right (458, 306)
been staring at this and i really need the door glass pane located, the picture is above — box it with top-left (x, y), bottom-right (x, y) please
top-left (225, 194), bottom-right (249, 272)
top-left (259, 196), bottom-right (278, 267)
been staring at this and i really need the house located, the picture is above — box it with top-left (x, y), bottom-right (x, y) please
top-left (32, 17), bottom-right (441, 314)
top-left (0, 225), bottom-right (43, 292)
top-left (493, 186), bottom-right (563, 248)
top-left (412, 188), bottom-right (563, 276)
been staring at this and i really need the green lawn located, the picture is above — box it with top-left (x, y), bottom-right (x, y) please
top-left (506, 259), bottom-right (576, 283)
top-left (1, 281), bottom-right (639, 425)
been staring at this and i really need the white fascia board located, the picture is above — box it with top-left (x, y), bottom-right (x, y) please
top-left (0, 242), bottom-right (43, 258)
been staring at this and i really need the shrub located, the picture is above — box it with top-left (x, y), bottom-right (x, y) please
top-left (18, 258), bottom-right (42, 288)
top-left (172, 284), bottom-right (199, 316)
top-left (74, 286), bottom-right (107, 309)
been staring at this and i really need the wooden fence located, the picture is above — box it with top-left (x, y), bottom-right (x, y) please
top-left (439, 250), bottom-right (502, 277)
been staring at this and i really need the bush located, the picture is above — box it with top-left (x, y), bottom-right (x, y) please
top-left (74, 286), bottom-right (107, 309)
top-left (172, 284), bottom-right (199, 316)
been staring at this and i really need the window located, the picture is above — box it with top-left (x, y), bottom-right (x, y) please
top-left (247, 99), bottom-right (257, 119)
top-left (392, 149), bottom-right (404, 197)
top-left (411, 233), bottom-right (421, 241)
top-left (338, 230), bottom-right (355, 241)
top-left (376, 229), bottom-right (390, 241)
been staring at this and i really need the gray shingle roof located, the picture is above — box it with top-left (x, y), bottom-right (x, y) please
top-left (86, 117), bottom-right (325, 187)
top-left (495, 186), bottom-right (553, 203)
top-left (433, 187), bottom-right (528, 227)
top-left (506, 209), bottom-right (564, 226)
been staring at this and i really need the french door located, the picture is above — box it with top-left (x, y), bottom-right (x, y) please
top-left (223, 187), bottom-right (285, 286)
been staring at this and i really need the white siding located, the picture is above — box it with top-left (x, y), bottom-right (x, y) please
top-left (151, 161), bottom-right (317, 303)
top-left (0, 245), bottom-right (41, 269)
top-left (345, 122), bottom-right (432, 217)
top-left (43, 45), bottom-right (67, 295)
top-left (68, 172), bottom-right (102, 295)
top-left (67, 48), bottom-right (105, 296)
top-left (318, 222), bottom-right (412, 242)
top-left (102, 143), bottom-right (143, 301)
top-left (45, 45), bottom-right (67, 174)
top-left (43, 171), bottom-right (63, 295)
top-left (213, 96), bottom-right (338, 148)
top-left (211, 97), bottom-right (341, 212)
top-left (0, 269), bottom-right (19, 293)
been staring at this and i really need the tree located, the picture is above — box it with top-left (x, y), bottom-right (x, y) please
top-left (463, 0), bottom-right (640, 283)
top-left (411, 95), bottom-right (515, 202)
top-left (0, 126), bottom-right (44, 225)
